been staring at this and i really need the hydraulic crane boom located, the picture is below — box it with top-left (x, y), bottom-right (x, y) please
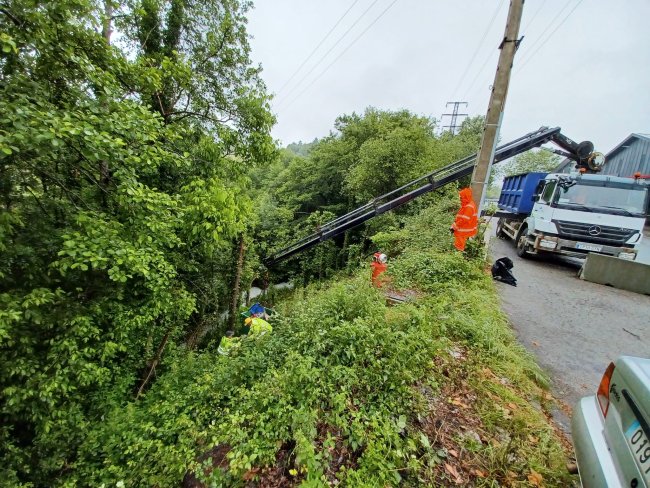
top-left (266, 126), bottom-right (603, 265)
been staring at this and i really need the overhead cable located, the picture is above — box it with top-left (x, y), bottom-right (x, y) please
top-left (465, 0), bottom-right (576, 104)
top-left (276, 0), bottom-right (361, 96)
top-left (516, 0), bottom-right (584, 73)
top-left (275, 0), bottom-right (384, 107)
top-left (463, 52), bottom-right (498, 105)
top-left (451, 0), bottom-right (505, 100)
top-left (279, 0), bottom-right (400, 112)
top-left (515, 0), bottom-right (577, 67)
top-left (521, 0), bottom-right (547, 33)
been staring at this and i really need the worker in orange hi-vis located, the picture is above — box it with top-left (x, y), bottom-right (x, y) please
top-left (370, 252), bottom-right (388, 287)
top-left (450, 187), bottom-right (479, 251)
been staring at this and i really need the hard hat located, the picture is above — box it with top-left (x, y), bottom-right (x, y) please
top-left (373, 252), bottom-right (387, 263)
top-left (244, 317), bottom-right (252, 325)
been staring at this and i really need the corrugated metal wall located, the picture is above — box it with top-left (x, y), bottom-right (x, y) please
top-left (602, 135), bottom-right (650, 177)
top-left (601, 135), bottom-right (650, 217)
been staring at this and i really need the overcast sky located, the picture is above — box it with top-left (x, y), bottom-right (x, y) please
top-left (247, 0), bottom-right (650, 154)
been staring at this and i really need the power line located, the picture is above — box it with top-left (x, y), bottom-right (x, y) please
top-left (521, 0), bottom-right (547, 32)
top-left (514, 0), bottom-right (576, 67)
top-left (279, 0), bottom-right (400, 112)
top-left (275, 0), bottom-right (361, 96)
top-left (451, 0), bottom-right (505, 100)
top-left (516, 0), bottom-right (584, 73)
top-left (465, 0), bottom-right (575, 102)
top-left (275, 0), bottom-right (384, 107)
top-left (462, 46), bottom-right (499, 102)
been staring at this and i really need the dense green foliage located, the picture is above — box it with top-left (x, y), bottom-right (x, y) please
top-left (1, 2), bottom-right (572, 486)
top-left (1, 1), bottom-right (273, 483)
top-left (487, 149), bottom-right (561, 197)
top-left (254, 109), bottom-right (484, 283)
top-left (49, 196), bottom-right (572, 486)
top-left (495, 148), bottom-right (561, 178)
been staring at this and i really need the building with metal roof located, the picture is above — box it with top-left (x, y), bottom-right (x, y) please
top-left (600, 133), bottom-right (650, 178)
top-left (554, 133), bottom-right (650, 177)
top-left (602, 134), bottom-right (650, 219)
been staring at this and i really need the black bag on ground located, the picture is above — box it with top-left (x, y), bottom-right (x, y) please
top-left (492, 257), bottom-right (517, 286)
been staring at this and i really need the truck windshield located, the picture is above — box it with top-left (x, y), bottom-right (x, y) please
top-left (553, 182), bottom-right (648, 217)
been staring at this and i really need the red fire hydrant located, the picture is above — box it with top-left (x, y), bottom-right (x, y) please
top-left (371, 252), bottom-right (388, 288)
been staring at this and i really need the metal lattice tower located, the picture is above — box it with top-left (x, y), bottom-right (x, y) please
top-left (441, 101), bottom-right (468, 134)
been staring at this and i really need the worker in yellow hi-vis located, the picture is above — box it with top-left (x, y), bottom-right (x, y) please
top-left (450, 187), bottom-right (478, 251)
top-left (217, 330), bottom-right (240, 356)
top-left (245, 316), bottom-right (272, 338)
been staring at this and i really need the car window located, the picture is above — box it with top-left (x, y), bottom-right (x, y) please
top-left (541, 181), bottom-right (556, 203)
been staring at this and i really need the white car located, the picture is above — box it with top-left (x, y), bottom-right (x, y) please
top-left (572, 356), bottom-right (650, 487)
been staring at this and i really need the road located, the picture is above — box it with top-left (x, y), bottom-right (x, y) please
top-left (488, 228), bottom-right (650, 429)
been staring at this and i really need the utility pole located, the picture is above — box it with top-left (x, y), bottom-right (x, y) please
top-left (441, 101), bottom-right (468, 135)
top-left (470, 0), bottom-right (524, 211)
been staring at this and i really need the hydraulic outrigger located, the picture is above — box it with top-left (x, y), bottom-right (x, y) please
top-left (266, 126), bottom-right (604, 266)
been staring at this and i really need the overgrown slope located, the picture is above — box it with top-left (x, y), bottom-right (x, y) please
top-left (1, 2), bottom-right (274, 482)
top-left (0, 4), bottom-right (574, 486)
top-left (55, 195), bottom-right (574, 487)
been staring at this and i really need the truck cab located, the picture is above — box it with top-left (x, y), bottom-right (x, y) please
top-left (497, 172), bottom-right (648, 260)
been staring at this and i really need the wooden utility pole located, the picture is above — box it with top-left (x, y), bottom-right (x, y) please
top-left (470, 0), bottom-right (524, 211)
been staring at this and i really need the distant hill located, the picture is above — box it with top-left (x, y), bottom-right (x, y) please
top-left (286, 138), bottom-right (318, 156)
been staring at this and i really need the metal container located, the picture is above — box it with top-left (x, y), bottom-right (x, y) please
top-left (498, 172), bottom-right (548, 214)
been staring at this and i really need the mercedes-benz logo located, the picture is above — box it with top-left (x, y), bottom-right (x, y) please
top-left (588, 225), bottom-right (602, 236)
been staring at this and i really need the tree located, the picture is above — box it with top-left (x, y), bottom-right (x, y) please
top-left (431, 115), bottom-right (484, 169)
top-left (253, 109), bottom-right (485, 281)
top-left (286, 139), bottom-right (318, 157)
top-left (122, 0), bottom-right (275, 163)
top-left (0, 1), bottom-right (273, 483)
top-left (495, 148), bottom-right (561, 178)
top-left (342, 109), bottom-right (435, 201)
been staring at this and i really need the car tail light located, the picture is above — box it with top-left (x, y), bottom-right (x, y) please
top-left (597, 362), bottom-right (615, 417)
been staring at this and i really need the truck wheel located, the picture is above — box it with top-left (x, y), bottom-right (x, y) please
top-left (516, 226), bottom-right (529, 258)
top-left (496, 218), bottom-right (507, 238)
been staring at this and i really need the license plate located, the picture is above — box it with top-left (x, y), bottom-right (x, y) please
top-left (625, 420), bottom-right (650, 482)
top-left (576, 242), bottom-right (602, 252)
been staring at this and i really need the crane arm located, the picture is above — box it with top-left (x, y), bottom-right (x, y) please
top-left (266, 126), bottom-right (601, 265)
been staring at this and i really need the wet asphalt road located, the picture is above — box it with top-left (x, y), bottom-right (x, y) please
top-left (488, 229), bottom-right (650, 424)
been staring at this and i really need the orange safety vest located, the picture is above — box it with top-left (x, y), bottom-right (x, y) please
top-left (452, 188), bottom-right (478, 250)
top-left (371, 261), bottom-right (387, 287)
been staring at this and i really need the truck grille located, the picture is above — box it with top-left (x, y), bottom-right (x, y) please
top-left (552, 220), bottom-right (637, 246)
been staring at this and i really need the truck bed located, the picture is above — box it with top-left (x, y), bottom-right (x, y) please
top-left (498, 172), bottom-right (547, 214)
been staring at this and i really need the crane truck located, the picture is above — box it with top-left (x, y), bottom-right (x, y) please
top-left (495, 170), bottom-right (648, 260)
top-left (267, 126), bottom-right (644, 265)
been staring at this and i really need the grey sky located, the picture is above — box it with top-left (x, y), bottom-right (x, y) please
top-left (248, 1), bottom-right (650, 154)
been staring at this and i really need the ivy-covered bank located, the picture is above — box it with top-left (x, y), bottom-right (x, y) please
top-left (42, 196), bottom-right (574, 487)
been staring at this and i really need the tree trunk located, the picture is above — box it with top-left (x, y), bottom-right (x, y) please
top-left (185, 313), bottom-right (207, 350)
top-left (340, 230), bottom-right (349, 269)
top-left (102, 1), bottom-right (113, 43)
top-left (136, 329), bottom-right (170, 398)
top-left (228, 234), bottom-right (246, 330)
